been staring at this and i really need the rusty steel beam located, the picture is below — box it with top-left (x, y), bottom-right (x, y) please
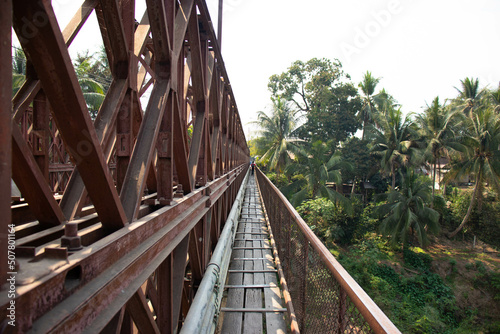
top-left (62, 0), bottom-right (98, 46)
top-left (3, 167), bottom-right (246, 332)
top-left (217, 0), bottom-right (223, 48)
top-left (0, 0), bottom-right (12, 286)
top-left (120, 80), bottom-right (170, 221)
top-left (11, 124), bottom-right (66, 226)
top-left (12, 0), bottom-right (127, 229)
top-left (60, 79), bottom-right (128, 221)
top-left (3, 1), bottom-right (251, 333)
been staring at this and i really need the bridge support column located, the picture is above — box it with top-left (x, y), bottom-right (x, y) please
top-left (0, 0), bottom-right (12, 286)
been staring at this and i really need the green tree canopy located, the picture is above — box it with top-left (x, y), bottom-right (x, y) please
top-left (268, 58), bottom-right (361, 145)
top-left (416, 97), bottom-right (461, 197)
top-left (340, 137), bottom-right (379, 184)
top-left (73, 50), bottom-right (111, 119)
top-left (371, 107), bottom-right (419, 189)
top-left (452, 77), bottom-right (487, 117)
top-left (377, 171), bottom-right (440, 248)
top-left (255, 97), bottom-right (303, 175)
top-left (358, 71), bottom-right (384, 140)
top-left (445, 107), bottom-right (500, 238)
top-left (12, 47), bottom-right (27, 96)
top-left (282, 140), bottom-right (352, 212)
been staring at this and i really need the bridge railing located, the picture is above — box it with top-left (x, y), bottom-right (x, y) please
top-left (256, 168), bottom-right (401, 334)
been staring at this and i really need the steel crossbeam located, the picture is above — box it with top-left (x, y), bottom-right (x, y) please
top-left (1, 0), bottom-right (249, 332)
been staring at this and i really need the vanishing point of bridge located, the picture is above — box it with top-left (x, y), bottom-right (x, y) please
top-left (0, 0), bottom-right (400, 333)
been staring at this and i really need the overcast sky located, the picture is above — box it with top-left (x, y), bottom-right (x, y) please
top-left (206, 0), bottom-right (500, 138)
top-left (47, 0), bottom-right (500, 139)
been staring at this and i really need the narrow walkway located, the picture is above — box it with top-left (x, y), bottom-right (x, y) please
top-left (218, 174), bottom-right (288, 334)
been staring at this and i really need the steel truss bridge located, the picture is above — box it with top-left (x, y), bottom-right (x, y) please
top-left (0, 1), bottom-right (400, 333)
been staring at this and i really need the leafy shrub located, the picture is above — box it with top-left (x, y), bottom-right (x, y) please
top-left (492, 273), bottom-right (500, 301)
top-left (338, 236), bottom-right (459, 333)
top-left (442, 188), bottom-right (500, 247)
top-left (266, 172), bottom-right (288, 188)
top-left (297, 197), bottom-right (364, 246)
top-left (404, 248), bottom-right (432, 272)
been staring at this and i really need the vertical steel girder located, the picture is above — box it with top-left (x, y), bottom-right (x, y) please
top-left (0, 0), bottom-right (12, 287)
top-left (1, 0), bottom-right (249, 332)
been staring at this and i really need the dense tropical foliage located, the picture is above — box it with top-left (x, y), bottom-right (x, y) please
top-left (12, 47), bottom-right (110, 119)
top-left (252, 58), bottom-right (500, 332)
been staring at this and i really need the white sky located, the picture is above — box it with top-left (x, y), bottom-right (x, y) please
top-left (206, 0), bottom-right (500, 138)
top-left (28, 0), bottom-right (500, 139)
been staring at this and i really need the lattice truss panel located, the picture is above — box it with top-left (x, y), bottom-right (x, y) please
top-left (0, 0), bottom-right (249, 332)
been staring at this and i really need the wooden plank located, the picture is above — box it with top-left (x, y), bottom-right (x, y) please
top-left (228, 270), bottom-right (277, 273)
top-left (243, 234), bottom-right (262, 334)
top-left (221, 240), bottom-right (244, 333)
top-left (263, 239), bottom-right (287, 334)
top-left (221, 308), bottom-right (287, 313)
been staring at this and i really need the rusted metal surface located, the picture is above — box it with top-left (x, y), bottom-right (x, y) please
top-left (2, 0), bottom-right (249, 332)
top-left (256, 169), bottom-right (401, 334)
top-left (0, 0), bottom-right (12, 288)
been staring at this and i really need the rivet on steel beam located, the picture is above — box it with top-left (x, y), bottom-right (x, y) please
top-left (61, 222), bottom-right (83, 251)
top-left (174, 184), bottom-right (184, 198)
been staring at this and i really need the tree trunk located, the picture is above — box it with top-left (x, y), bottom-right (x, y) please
top-left (448, 175), bottom-right (480, 238)
top-left (351, 177), bottom-right (356, 197)
top-left (361, 118), bottom-right (366, 141)
top-left (391, 163), bottom-right (396, 189)
top-left (431, 161), bottom-right (436, 208)
top-left (432, 161), bottom-right (436, 198)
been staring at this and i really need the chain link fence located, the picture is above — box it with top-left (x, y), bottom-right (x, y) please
top-left (256, 169), bottom-right (400, 334)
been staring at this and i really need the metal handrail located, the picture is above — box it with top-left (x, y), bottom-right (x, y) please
top-left (256, 168), bottom-right (401, 334)
top-left (180, 169), bottom-right (250, 334)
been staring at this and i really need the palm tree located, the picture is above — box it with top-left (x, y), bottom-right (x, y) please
top-left (256, 97), bottom-right (303, 176)
top-left (377, 170), bottom-right (440, 248)
top-left (74, 52), bottom-right (108, 119)
top-left (78, 77), bottom-right (105, 119)
top-left (282, 140), bottom-right (352, 211)
top-left (416, 97), bottom-right (461, 198)
top-left (445, 108), bottom-right (500, 238)
top-left (453, 77), bottom-right (487, 117)
top-left (490, 87), bottom-right (500, 114)
top-left (12, 47), bottom-right (26, 96)
top-left (358, 71), bottom-right (381, 141)
top-left (371, 107), bottom-right (419, 189)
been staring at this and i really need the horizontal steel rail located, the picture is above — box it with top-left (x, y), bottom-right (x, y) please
top-left (180, 169), bottom-right (249, 334)
top-left (256, 168), bottom-right (401, 334)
